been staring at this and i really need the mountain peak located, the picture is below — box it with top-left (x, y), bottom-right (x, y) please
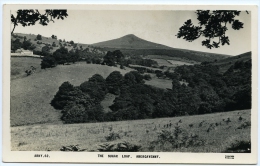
top-left (124, 34), bottom-right (136, 37)
top-left (92, 34), bottom-right (173, 49)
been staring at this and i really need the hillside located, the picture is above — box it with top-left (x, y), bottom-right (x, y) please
top-left (11, 60), bottom-right (133, 126)
top-left (91, 34), bottom-right (230, 62)
top-left (11, 109), bottom-right (251, 152)
top-left (13, 33), bottom-right (231, 62)
top-left (12, 33), bottom-right (105, 55)
top-left (92, 34), bottom-right (173, 49)
top-left (212, 51), bottom-right (251, 73)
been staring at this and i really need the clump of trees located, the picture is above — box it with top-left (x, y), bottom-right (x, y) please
top-left (51, 57), bottom-right (251, 124)
top-left (11, 37), bottom-right (36, 52)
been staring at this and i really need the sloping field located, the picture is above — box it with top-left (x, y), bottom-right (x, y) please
top-left (146, 55), bottom-right (199, 64)
top-left (11, 57), bottom-right (42, 80)
top-left (11, 109), bottom-right (251, 152)
top-left (11, 62), bottom-right (132, 126)
top-left (144, 74), bottom-right (172, 89)
top-left (167, 60), bottom-right (194, 66)
top-left (151, 58), bottom-right (173, 67)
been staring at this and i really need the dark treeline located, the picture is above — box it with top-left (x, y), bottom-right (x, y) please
top-left (97, 47), bottom-right (227, 62)
top-left (103, 50), bottom-right (158, 68)
top-left (11, 36), bottom-right (36, 52)
top-left (40, 47), bottom-right (104, 69)
top-left (51, 59), bottom-right (251, 124)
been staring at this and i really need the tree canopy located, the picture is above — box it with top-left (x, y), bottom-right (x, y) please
top-left (11, 10), bottom-right (68, 34)
top-left (177, 10), bottom-right (246, 49)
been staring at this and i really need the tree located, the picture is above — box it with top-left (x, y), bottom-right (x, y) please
top-left (53, 47), bottom-right (69, 65)
top-left (41, 56), bottom-right (56, 69)
top-left (42, 45), bottom-right (51, 56)
top-left (52, 42), bottom-right (57, 47)
top-left (51, 34), bottom-right (57, 39)
top-left (177, 10), bottom-right (246, 49)
top-left (22, 40), bottom-right (34, 50)
top-left (36, 34), bottom-right (42, 40)
top-left (69, 40), bottom-right (74, 45)
top-left (106, 71), bottom-right (124, 95)
top-left (11, 10), bottom-right (68, 34)
top-left (11, 39), bottom-right (22, 51)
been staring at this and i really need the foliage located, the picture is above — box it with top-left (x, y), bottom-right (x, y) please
top-left (154, 125), bottom-right (205, 149)
top-left (105, 71), bottom-right (124, 95)
top-left (105, 132), bottom-right (121, 141)
top-left (224, 140), bottom-right (251, 153)
top-left (51, 35), bottom-right (57, 39)
top-left (40, 56), bottom-right (56, 69)
top-left (11, 10), bottom-right (68, 34)
top-left (98, 142), bottom-right (141, 152)
top-left (36, 34), bottom-right (42, 40)
top-left (53, 47), bottom-right (69, 65)
top-left (103, 50), bottom-right (125, 66)
top-left (177, 10), bottom-right (246, 49)
top-left (11, 39), bottom-right (22, 51)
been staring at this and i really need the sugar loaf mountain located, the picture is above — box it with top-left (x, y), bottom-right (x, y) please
top-left (91, 34), bottom-right (231, 62)
top-left (11, 32), bottom-right (251, 152)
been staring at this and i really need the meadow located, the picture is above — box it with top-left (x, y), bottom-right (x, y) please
top-left (11, 60), bottom-right (132, 126)
top-left (146, 55), bottom-right (198, 64)
top-left (144, 73), bottom-right (173, 89)
top-left (11, 109), bottom-right (251, 152)
top-left (11, 57), bottom-right (42, 80)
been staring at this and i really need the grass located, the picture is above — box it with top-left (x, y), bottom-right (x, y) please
top-left (144, 73), bottom-right (172, 89)
top-left (11, 61), bottom-right (132, 126)
top-left (146, 55), bottom-right (199, 64)
top-left (167, 60), bottom-right (194, 66)
top-left (151, 59), bottom-right (173, 67)
top-left (100, 93), bottom-right (116, 113)
top-left (11, 109), bottom-right (251, 152)
top-left (11, 57), bottom-right (42, 80)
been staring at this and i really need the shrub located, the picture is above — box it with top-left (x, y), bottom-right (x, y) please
top-left (224, 140), bottom-right (251, 153)
top-left (41, 56), bottom-right (56, 69)
top-left (106, 71), bottom-right (124, 95)
top-left (154, 125), bottom-right (205, 149)
top-left (105, 132), bottom-right (121, 141)
top-left (144, 74), bottom-right (152, 80)
top-left (237, 121), bottom-right (251, 129)
top-left (36, 34), bottom-right (42, 40)
top-left (98, 142), bottom-right (141, 152)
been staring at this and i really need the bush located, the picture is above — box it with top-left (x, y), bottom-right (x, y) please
top-left (106, 71), bottom-right (124, 95)
top-left (36, 34), bottom-right (42, 40)
top-left (105, 132), bottom-right (121, 141)
top-left (98, 142), bottom-right (141, 152)
top-left (144, 74), bottom-right (152, 80)
top-left (224, 140), bottom-right (251, 153)
top-left (153, 125), bottom-right (205, 149)
top-left (41, 56), bottom-right (56, 69)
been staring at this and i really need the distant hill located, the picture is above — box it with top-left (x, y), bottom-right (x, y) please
top-left (12, 33), bottom-right (105, 55)
top-left (13, 33), bottom-right (232, 62)
top-left (91, 34), bottom-right (231, 62)
top-left (92, 34), bottom-right (173, 49)
top-left (212, 51), bottom-right (251, 73)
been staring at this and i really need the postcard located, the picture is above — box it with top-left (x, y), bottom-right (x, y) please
top-left (2, 4), bottom-right (258, 164)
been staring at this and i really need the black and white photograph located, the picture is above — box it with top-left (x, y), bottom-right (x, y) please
top-left (2, 4), bottom-right (258, 164)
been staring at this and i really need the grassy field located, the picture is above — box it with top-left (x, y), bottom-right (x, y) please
top-left (167, 60), bottom-right (194, 66)
top-left (11, 61), bottom-right (132, 126)
top-left (146, 55), bottom-right (199, 64)
top-left (144, 74), bottom-right (172, 89)
top-left (11, 57), bottom-right (42, 80)
top-left (11, 109), bottom-right (251, 152)
top-left (100, 93), bottom-right (116, 113)
top-left (151, 59), bottom-right (173, 67)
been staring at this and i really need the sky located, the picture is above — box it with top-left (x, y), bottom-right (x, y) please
top-left (11, 10), bottom-right (251, 56)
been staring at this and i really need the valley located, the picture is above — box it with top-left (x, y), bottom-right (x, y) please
top-left (10, 33), bottom-right (252, 153)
